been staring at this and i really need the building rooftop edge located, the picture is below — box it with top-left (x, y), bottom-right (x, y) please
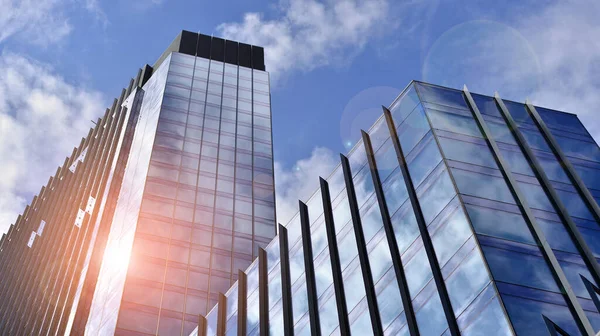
top-left (152, 30), bottom-right (266, 73)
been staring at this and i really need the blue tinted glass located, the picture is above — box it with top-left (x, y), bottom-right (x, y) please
top-left (360, 201), bottom-right (384, 243)
top-left (369, 239), bottom-right (393, 281)
top-left (466, 205), bottom-right (535, 245)
top-left (338, 228), bottom-right (358, 269)
top-left (555, 135), bottom-right (600, 162)
top-left (355, 169), bottom-right (375, 208)
top-left (397, 106), bottom-right (430, 156)
top-left (416, 83), bottom-right (469, 110)
top-left (439, 137), bottom-right (496, 168)
top-left (382, 170), bottom-right (408, 214)
top-left (521, 128), bottom-right (552, 152)
top-left (574, 164), bottom-right (600, 191)
top-left (556, 189), bottom-right (595, 220)
top-left (427, 110), bottom-right (483, 138)
top-left (206, 305), bottom-right (218, 335)
top-left (318, 296), bottom-right (339, 335)
top-left (415, 292), bottom-right (449, 335)
top-left (405, 247), bottom-right (433, 298)
top-left (350, 309), bottom-right (373, 334)
top-left (483, 246), bottom-right (559, 292)
top-left (431, 208), bottom-right (473, 267)
top-left (377, 281), bottom-right (404, 329)
top-left (580, 227), bottom-right (600, 257)
top-left (344, 267), bottom-right (366, 311)
top-left (368, 117), bottom-right (390, 153)
top-left (500, 147), bottom-right (534, 176)
top-left (268, 269), bottom-right (282, 308)
top-left (586, 309), bottom-right (600, 332)
top-left (452, 169), bottom-right (515, 204)
top-left (391, 208), bottom-right (420, 255)
top-left (269, 310), bottom-right (284, 335)
top-left (445, 251), bottom-right (490, 316)
top-left (502, 295), bottom-right (581, 336)
top-left (537, 107), bottom-right (587, 135)
top-left (292, 282), bottom-right (309, 324)
top-left (487, 120), bottom-right (518, 145)
top-left (315, 257), bottom-right (333, 297)
top-left (375, 140), bottom-right (399, 183)
top-left (518, 182), bottom-right (554, 212)
top-left (419, 171), bottom-right (456, 224)
top-left (471, 93), bottom-right (502, 118)
top-left (559, 261), bottom-right (596, 299)
top-left (390, 85), bottom-right (421, 126)
top-left (461, 297), bottom-right (512, 336)
top-left (536, 218), bottom-right (578, 253)
top-left (332, 197), bottom-right (351, 233)
top-left (408, 136), bottom-right (442, 188)
top-left (537, 155), bottom-right (570, 183)
top-left (348, 142), bottom-right (367, 177)
top-left (503, 101), bottom-right (533, 126)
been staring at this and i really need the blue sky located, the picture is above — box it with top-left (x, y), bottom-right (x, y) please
top-left (1, 0), bottom-right (600, 234)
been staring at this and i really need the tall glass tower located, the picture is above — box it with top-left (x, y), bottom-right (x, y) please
top-left (195, 81), bottom-right (600, 336)
top-left (0, 31), bottom-right (276, 336)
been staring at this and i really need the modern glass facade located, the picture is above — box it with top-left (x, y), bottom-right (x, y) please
top-left (0, 31), bottom-right (275, 336)
top-left (194, 81), bottom-right (600, 336)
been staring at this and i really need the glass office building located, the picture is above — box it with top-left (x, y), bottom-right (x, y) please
top-left (195, 81), bottom-right (600, 336)
top-left (0, 31), bottom-right (275, 336)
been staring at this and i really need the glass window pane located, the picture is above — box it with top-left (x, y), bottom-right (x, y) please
top-left (483, 246), bottom-right (559, 292)
top-left (419, 171), bottom-right (456, 224)
top-left (431, 208), bottom-right (472, 267)
top-left (427, 109), bottom-right (482, 138)
top-left (408, 135), bottom-right (443, 189)
top-left (461, 297), bottom-right (512, 336)
top-left (503, 295), bottom-right (580, 336)
top-left (415, 292), bottom-right (449, 335)
top-left (405, 247), bottom-right (433, 299)
top-left (518, 182), bottom-right (554, 212)
top-left (452, 169), bottom-right (515, 204)
top-left (397, 106), bottom-right (430, 156)
top-left (439, 137), bottom-right (496, 168)
top-left (445, 250), bottom-right (490, 316)
top-left (416, 83), bottom-right (469, 110)
top-left (389, 85), bottom-right (420, 126)
top-left (466, 205), bottom-right (535, 245)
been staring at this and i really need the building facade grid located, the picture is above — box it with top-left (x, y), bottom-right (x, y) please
top-left (195, 81), bottom-right (600, 336)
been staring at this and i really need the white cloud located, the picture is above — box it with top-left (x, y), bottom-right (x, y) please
top-left (0, 52), bottom-right (104, 235)
top-left (126, 0), bottom-right (165, 11)
top-left (0, 0), bottom-right (107, 46)
top-left (217, 0), bottom-right (390, 78)
top-left (274, 147), bottom-right (339, 225)
top-left (517, 0), bottom-right (600, 142)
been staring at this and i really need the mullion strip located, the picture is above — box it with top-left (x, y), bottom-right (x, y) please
top-left (25, 139), bottom-right (90, 334)
top-left (56, 90), bottom-right (132, 334)
top-left (40, 113), bottom-right (112, 334)
top-left (9, 137), bottom-right (89, 334)
top-left (278, 224), bottom-right (295, 335)
top-left (258, 247), bottom-right (269, 336)
top-left (319, 177), bottom-right (351, 335)
top-left (217, 293), bottom-right (227, 336)
top-left (361, 130), bottom-right (420, 335)
top-left (382, 106), bottom-right (461, 336)
top-left (18, 156), bottom-right (78, 334)
top-left (299, 201), bottom-right (322, 336)
top-left (340, 153), bottom-right (384, 335)
top-left (237, 270), bottom-right (247, 336)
